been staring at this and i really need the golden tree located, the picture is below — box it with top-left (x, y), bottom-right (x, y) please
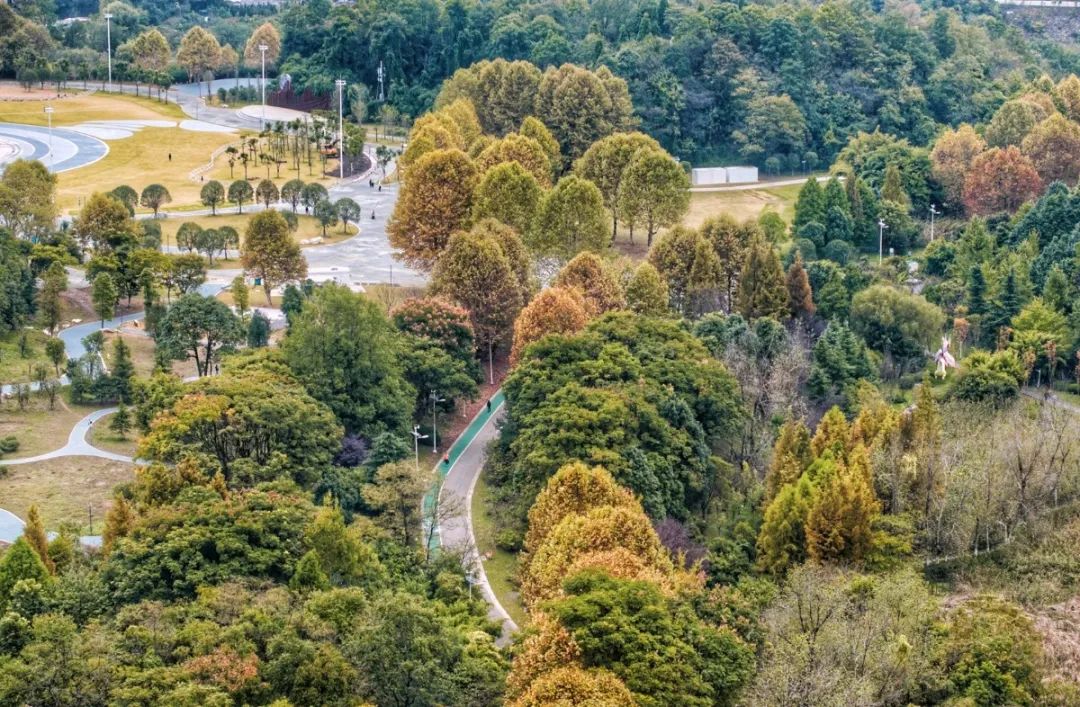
top-left (552, 251), bottom-right (625, 315)
top-left (805, 445), bottom-right (881, 564)
top-left (23, 504), bottom-right (54, 573)
top-left (510, 286), bottom-right (589, 365)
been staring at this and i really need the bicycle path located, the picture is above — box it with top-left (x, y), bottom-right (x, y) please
top-left (426, 389), bottom-right (519, 641)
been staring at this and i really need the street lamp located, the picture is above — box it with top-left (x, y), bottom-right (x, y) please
top-left (335, 79), bottom-right (346, 180)
top-left (929, 203), bottom-right (940, 242)
top-left (878, 218), bottom-right (888, 265)
top-left (103, 13), bottom-right (113, 91)
top-left (43, 105), bottom-right (54, 168)
top-left (429, 390), bottom-right (446, 453)
top-left (258, 44), bottom-right (268, 130)
top-left (411, 425), bottom-right (428, 474)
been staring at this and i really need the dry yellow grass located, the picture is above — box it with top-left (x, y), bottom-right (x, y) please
top-left (0, 401), bottom-right (103, 458)
top-left (0, 91), bottom-right (184, 126)
top-left (683, 183), bottom-right (802, 230)
top-left (0, 456), bottom-right (134, 533)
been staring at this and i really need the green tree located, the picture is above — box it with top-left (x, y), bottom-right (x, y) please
top-left (110, 336), bottom-right (136, 402)
top-left (312, 199), bottom-right (337, 236)
top-left (530, 175), bottom-right (608, 260)
top-left (334, 197), bottom-right (361, 234)
top-left (0, 538), bottom-right (50, 610)
top-left (37, 262), bottom-right (66, 334)
top-left (109, 402), bottom-right (132, 438)
top-left (430, 228), bottom-right (524, 383)
top-left (574, 132), bottom-right (662, 239)
top-left (91, 272), bottom-right (118, 327)
top-left (231, 275), bottom-right (249, 317)
top-left (22, 504), bottom-right (53, 574)
top-left (0, 158), bottom-right (57, 240)
top-left (755, 475), bottom-right (815, 575)
top-left (850, 285), bottom-right (946, 372)
top-left (44, 336), bottom-right (64, 375)
top-left (736, 240), bottom-right (787, 320)
top-left (193, 228), bottom-right (226, 265)
top-left (616, 148), bottom-right (690, 246)
top-left (139, 183), bottom-right (172, 219)
top-left (624, 261), bottom-right (669, 316)
top-left (362, 460), bottom-right (431, 546)
top-left (199, 180), bottom-right (225, 215)
top-left (283, 283), bottom-right (414, 436)
top-left (72, 192), bottom-right (139, 251)
top-left (241, 210), bottom-right (306, 304)
top-left (227, 179), bottom-right (253, 214)
top-left (793, 177), bottom-right (825, 234)
top-left (472, 161), bottom-right (541, 236)
top-left (808, 321), bottom-right (874, 401)
top-left (247, 310), bottom-right (270, 347)
top-left (281, 179), bottom-right (305, 212)
top-left (255, 179), bottom-right (279, 207)
top-left (154, 293), bottom-right (244, 376)
top-left (109, 185), bottom-right (139, 215)
top-left (300, 183), bottom-right (329, 211)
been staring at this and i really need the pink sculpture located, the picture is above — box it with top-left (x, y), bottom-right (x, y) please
top-left (934, 336), bottom-right (957, 378)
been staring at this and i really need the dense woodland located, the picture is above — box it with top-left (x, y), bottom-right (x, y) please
top-left (1, 0), bottom-right (1080, 705)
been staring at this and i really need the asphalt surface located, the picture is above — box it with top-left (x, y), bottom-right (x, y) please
top-left (0, 122), bottom-right (109, 173)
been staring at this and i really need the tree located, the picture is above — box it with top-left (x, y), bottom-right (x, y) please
top-left (172, 253), bottom-right (208, 294)
top-left (436, 59), bottom-right (542, 135)
top-left (362, 460), bottom-right (431, 546)
top-left (786, 253), bottom-right (815, 320)
top-left (139, 184), bottom-right (171, 218)
top-left (281, 179), bottom-right (305, 212)
top-left (0, 158), bottom-right (57, 240)
top-left (38, 263), bottom-right (66, 334)
top-left (334, 198), bottom-right (361, 234)
top-left (175, 221), bottom-right (201, 253)
top-left (616, 148), bottom-right (690, 246)
top-left (387, 148), bottom-right (478, 270)
top-left (72, 192), bottom-right (138, 251)
top-left (0, 538), bottom-right (50, 609)
top-left (45, 337), bottom-right (64, 375)
top-left (530, 175), bottom-right (608, 261)
top-left (513, 667), bottom-right (635, 707)
top-left (247, 310), bottom-right (270, 347)
top-left (243, 21), bottom-right (281, 68)
top-left (109, 185), bottom-right (138, 215)
top-left (880, 163), bottom-right (910, 211)
top-left (534, 64), bottom-right (635, 164)
top-left (312, 199), bottom-right (337, 236)
top-left (177, 26), bottom-right (222, 92)
top-left (930, 125), bottom-right (988, 206)
top-left (475, 133), bottom-right (552, 187)
top-left (574, 132), bottom-right (662, 240)
top-left (962, 146), bottom-right (1042, 215)
top-left (624, 262), bottom-right (668, 316)
top-left (228, 180), bottom-right (253, 213)
top-left (255, 179), bottom-right (279, 207)
top-left (511, 287), bottom-right (590, 364)
top-left (737, 240), bottom-right (787, 320)
top-left (430, 228), bottom-right (523, 383)
top-left (283, 283), bottom-right (414, 436)
top-left (111, 336), bottom-right (135, 402)
top-left (193, 228), bottom-right (226, 265)
top-left (805, 446), bottom-right (880, 564)
top-left (241, 210), bottom-right (306, 304)
top-left (299, 183), bottom-right (329, 212)
top-left (755, 475), bottom-right (815, 575)
top-left (552, 252), bottom-right (624, 315)
top-left (154, 293), bottom-right (243, 376)
top-left (391, 296), bottom-right (477, 368)
top-left (850, 285), bottom-right (946, 372)
top-left (91, 272), bottom-right (118, 326)
top-left (23, 504), bottom-right (54, 574)
top-left (1021, 113), bottom-right (1080, 184)
top-left (128, 28), bottom-right (171, 92)
top-left (733, 94), bottom-right (808, 164)
top-left (793, 177), bottom-right (825, 234)
top-left (472, 161), bottom-right (541, 236)
top-left (808, 321), bottom-right (874, 402)
top-left (200, 180), bottom-right (225, 215)
top-left (109, 402), bottom-right (132, 438)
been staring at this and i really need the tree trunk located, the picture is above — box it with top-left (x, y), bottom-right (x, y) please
top-left (488, 341), bottom-right (494, 385)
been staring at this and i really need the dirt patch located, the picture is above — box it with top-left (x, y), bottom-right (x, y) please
top-left (0, 85), bottom-right (71, 101)
top-left (0, 456), bottom-right (134, 533)
top-left (1032, 596), bottom-right (1080, 684)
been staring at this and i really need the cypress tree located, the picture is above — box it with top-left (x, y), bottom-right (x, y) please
top-left (111, 337), bottom-right (135, 403)
top-left (23, 505), bottom-right (54, 574)
top-left (985, 267), bottom-right (1021, 340)
top-left (793, 177), bottom-right (825, 233)
top-left (881, 163), bottom-right (911, 211)
top-left (0, 537), bottom-right (50, 609)
top-left (764, 418), bottom-right (813, 503)
top-left (823, 176), bottom-right (850, 216)
top-left (966, 266), bottom-right (987, 316)
top-left (1042, 265), bottom-right (1072, 313)
top-left (786, 253), bottom-right (816, 320)
top-left (737, 240), bottom-right (788, 320)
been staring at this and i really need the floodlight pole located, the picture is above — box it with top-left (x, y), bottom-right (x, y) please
top-left (44, 105), bottom-right (54, 168)
top-left (411, 425), bottom-right (428, 474)
top-left (929, 203), bottom-right (940, 242)
top-left (336, 79), bottom-right (346, 180)
top-left (104, 13), bottom-right (113, 91)
top-left (878, 218), bottom-right (888, 265)
top-left (430, 390), bottom-right (446, 453)
top-left (258, 44), bottom-right (268, 130)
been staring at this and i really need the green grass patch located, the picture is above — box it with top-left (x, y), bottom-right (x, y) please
top-left (0, 329), bottom-right (57, 385)
top-left (88, 412), bottom-right (139, 457)
top-left (472, 469), bottom-right (528, 628)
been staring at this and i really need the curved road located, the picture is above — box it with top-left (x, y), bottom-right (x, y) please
top-left (0, 122), bottom-right (109, 173)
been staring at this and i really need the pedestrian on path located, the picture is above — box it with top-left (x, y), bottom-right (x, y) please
top-left (486, 399), bottom-right (491, 412)
top-left (443, 453), bottom-right (450, 466)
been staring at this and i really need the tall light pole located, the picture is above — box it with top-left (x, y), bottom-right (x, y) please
top-left (258, 44), bottom-right (268, 130)
top-left (377, 60), bottom-right (385, 102)
top-left (103, 13), bottom-right (113, 91)
top-left (929, 203), bottom-right (940, 242)
top-left (878, 218), bottom-right (888, 265)
top-left (335, 79), bottom-right (346, 180)
top-left (43, 105), bottom-right (54, 168)
top-left (429, 390), bottom-right (446, 453)
top-left (411, 425), bottom-right (428, 474)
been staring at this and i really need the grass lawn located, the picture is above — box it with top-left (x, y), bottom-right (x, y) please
top-left (471, 469), bottom-right (528, 628)
top-left (156, 211), bottom-right (356, 252)
top-left (0, 399), bottom-right (104, 458)
top-left (683, 182), bottom-right (802, 230)
top-left (0, 329), bottom-right (58, 385)
top-left (88, 412), bottom-right (139, 457)
top-left (362, 284), bottom-right (426, 314)
top-left (0, 91), bottom-right (237, 213)
top-left (0, 456), bottom-right (135, 534)
top-left (102, 330), bottom-right (196, 379)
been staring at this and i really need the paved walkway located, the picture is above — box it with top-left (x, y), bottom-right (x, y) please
top-left (429, 390), bottom-right (518, 641)
top-left (0, 406), bottom-right (130, 467)
top-left (0, 122), bottom-right (109, 173)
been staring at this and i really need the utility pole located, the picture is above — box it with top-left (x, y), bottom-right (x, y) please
top-left (104, 13), bottom-right (113, 91)
top-left (929, 203), bottom-right (940, 242)
top-left (878, 218), bottom-right (888, 265)
top-left (430, 390), bottom-right (446, 453)
top-left (44, 105), bottom-right (54, 169)
top-left (335, 79), bottom-right (346, 180)
top-left (411, 424), bottom-right (428, 474)
top-left (258, 44), bottom-right (268, 131)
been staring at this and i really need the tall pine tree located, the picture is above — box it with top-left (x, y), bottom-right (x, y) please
top-left (793, 178), bottom-right (826, 233)
top-left (737, 240), bottom-right (788, 320)
top-left (786, 253), bottom-right (815, 320)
